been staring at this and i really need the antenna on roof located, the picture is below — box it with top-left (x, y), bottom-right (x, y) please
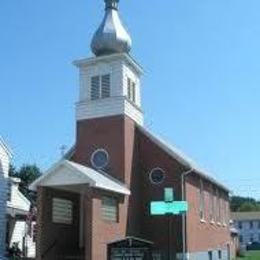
top-left (59, 145), bottom-right (67, 157)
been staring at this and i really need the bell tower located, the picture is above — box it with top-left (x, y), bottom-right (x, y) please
top-left (74, 0), bottom-right (144, 125)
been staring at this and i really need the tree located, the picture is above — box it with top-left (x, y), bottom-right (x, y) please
top-left (230, 195), bottom-right (260, 212)
top-left (9, 164), bottom-right (42, 204)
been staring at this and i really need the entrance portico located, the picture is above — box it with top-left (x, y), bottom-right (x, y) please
top-left (30, 160), bottom-right (130, 260)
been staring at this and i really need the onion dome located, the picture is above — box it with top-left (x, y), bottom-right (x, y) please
top-left (91, 0), bottom-right (132, 56)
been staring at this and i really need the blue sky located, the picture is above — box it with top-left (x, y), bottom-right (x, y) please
top-left (1, 0), bottom-right (260, 199)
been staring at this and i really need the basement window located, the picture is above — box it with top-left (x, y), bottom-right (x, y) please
top-left (101, 196), bottom-right (118, 222)
top-left (91, 74), bottom-right (111, 100)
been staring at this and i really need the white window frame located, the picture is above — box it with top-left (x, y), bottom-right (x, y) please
top-left (91, 148), bottom-right (109, 170)
top-left (91, 74), bottom-right (111, 100)
top-left (101, 196), bottom-right (118, 222)
top-left (149, 167), bottom-right (165, 185)
top-left (199, 178), bottom-right (205, 221)
top-left (127, 77), bottom-right (136, 104)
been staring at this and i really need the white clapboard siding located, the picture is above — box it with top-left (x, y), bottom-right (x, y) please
top-left (26, 226), bottom-right (36, 258)
top-left (10, 221), bottom-right (26, 249)
top-left (7, 180), bottom-right (30, 213)
top-left (76, 96), bottom-right (143, 125)
top-left (75, 53), bottom-right (144, 126)
top-left (0, 174), bottom-right (7, 258)
top-left (0, 139), bottom-right (10, 258)
top-left (0, 139), bottom-right (11, 178)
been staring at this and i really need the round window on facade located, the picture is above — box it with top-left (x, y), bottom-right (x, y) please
top-left (149, 168), bottom-right (165, 184)
top-left (91, 149), bottom-right (109, 170)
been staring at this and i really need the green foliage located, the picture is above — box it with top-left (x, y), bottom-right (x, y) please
top-left (9, 164), bottom-right (42, 204)
top-left (231, 196), bottom-right (260, 212)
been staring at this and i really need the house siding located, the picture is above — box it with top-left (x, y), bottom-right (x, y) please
top-left (0, 174), bottom-right (7, 259)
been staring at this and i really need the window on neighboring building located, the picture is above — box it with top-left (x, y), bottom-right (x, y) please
top-left (250, 235), bottom-right (254, 242)
top-left (127, 77), bottom-right (136, 103)
top-left (91, 74), bottom-right (111, 100)
top-left (239, 235), bottom-right (243, 243)
top-left (208, 251), bottom-right (213, 260)
top-left (250, 221), bottom-right (254, 229)
top-left (101, 196), bottom-right (118, 222)
top-left (199, 179), bottom-right (205, 220)
top-left (218, 250), bottom-right (222, 259)
top-left (7, 179), bottom-right (12, 202)
top-left (238, 221), bottom-right (242, 229)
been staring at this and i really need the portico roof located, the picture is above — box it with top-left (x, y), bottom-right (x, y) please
top-left (29, 160), bottom-right (130, 195)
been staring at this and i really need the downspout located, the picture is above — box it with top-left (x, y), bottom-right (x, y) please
top-left (181, 168), bottom-right (193, 260)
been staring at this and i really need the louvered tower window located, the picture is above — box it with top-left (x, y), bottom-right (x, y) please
top-left (91, 74), bottom-right (111, 100)
top-left (91, 76), bottom-right (100, 100)
top-left (127, 77), bottom-right (136, 104)
top-left (101, 74), bottom-right (110, 98)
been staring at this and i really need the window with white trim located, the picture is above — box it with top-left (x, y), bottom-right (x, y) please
top-left (199, 179), bottom-right (205, 220)
top-left (209, 184), bottom-right (214, 222)
top-left (127, 77), bottom-right (136, 103)
top-left (216, 189), bottom-right (221, 223)
top-left (101, 196), bottom-right (118, 222)
top-left (52, 198), bottom-right (73, 225)
top-left (91, 74), bottom-right (111, 100)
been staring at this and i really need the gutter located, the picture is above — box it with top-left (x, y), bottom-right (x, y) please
top-left (181, 168), bottom-right (194, 260)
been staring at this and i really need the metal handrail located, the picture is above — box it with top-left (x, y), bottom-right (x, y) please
top-left (41, 239), bottom-right (57, 259)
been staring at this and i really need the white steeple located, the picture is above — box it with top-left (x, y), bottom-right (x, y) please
top-left (73, 0), bottom-right (144, 125)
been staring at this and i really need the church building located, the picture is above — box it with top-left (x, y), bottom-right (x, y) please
top-left (30, 0), bottom-right (232, 259)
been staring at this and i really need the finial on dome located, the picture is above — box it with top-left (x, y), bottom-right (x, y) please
top-left (105, 0), bottom-right (119, 10)
top-left (91, 0), bottom-right (132, 56)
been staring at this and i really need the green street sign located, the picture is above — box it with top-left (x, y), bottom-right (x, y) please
top-left (150, 201), bottom-right (188, 215)
top-left (150, 188), bottom-right (188, 216)
top-left (164, 188), bottom-right (174, 202)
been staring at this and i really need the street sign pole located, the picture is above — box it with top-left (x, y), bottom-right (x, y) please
top-left (150, 188), bottom-right (188, 260)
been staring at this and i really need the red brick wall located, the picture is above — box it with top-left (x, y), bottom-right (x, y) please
top-left (137, 130), bottom-right (186, 255)
top-left (185, 174), bottom-right (231, 253)
top-left (36, 187), bottom-right (80, 260)
top-left (35, 114), bottom-right (231, 260)
top-left (73, 116), bottom-right (126, 182)
top-left (73, 115), bottom-right (141, 259)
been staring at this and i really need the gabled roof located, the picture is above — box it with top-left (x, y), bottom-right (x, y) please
top-left (62, 125), bottom-right (229, 192)
top-left (29, 160), bottom-right (130, 195)
top-left (138, 126), bottom-right (229, 192)
top-left (231, 211), bottom-right (260, 221)
top-left (0, 136), bottom-right (12, 158)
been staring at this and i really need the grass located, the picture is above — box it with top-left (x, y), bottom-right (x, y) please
top-left (236, 250), bottom-right (260, 259)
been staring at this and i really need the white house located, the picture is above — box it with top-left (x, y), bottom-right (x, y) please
top-left (231, 211), bottom-right (260, 246)
top-left (0, 137), bottom-right (11, 258)
top-left (0, 137), bottom-right (36, 258)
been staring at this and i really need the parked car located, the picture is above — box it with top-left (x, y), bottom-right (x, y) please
top-left (246, 241), bottom-right (260, 251)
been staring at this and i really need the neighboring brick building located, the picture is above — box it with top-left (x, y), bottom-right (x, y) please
top-left (30, 0), bottom-right (232, 259)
